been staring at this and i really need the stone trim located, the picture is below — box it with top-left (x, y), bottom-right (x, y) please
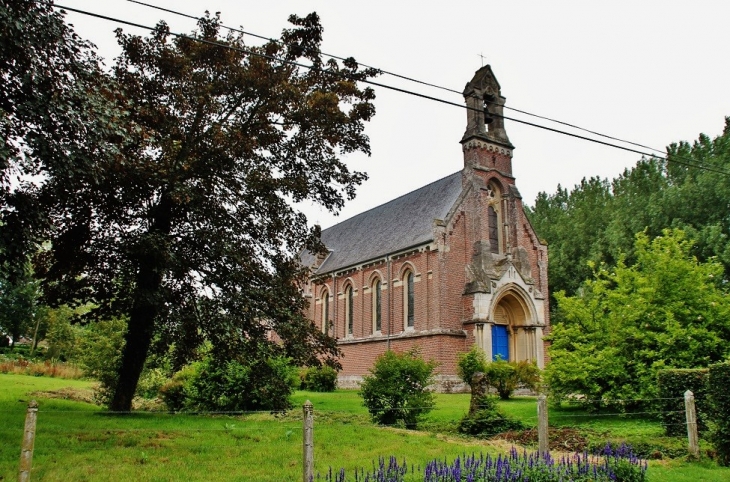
top-left (337, 328), bottom-right (467, 346)
top-left (462, 138), bottom-right (513, 157)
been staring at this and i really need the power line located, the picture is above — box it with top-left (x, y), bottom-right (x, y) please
top-left (125, 0), bottom-right (450, 95)
top-left (126, 0), bottom-right (668, 157)
top-left (54, 3), bottom-right (730, 177)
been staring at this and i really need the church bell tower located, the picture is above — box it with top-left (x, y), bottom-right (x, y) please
top-left (461, 65), bottom-right (515, 176)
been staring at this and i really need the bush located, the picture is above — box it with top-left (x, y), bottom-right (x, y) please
top-left (359, 349), bottom-right (437, 429)
top-left (300, 365), bottom-right (338, 392)
top-left (43, 305), bottom-right (80, 362)
top-left (656, 368), bottom-right (709, 437)
top-left (184, 354), bottom-right (299, 412)
top-left (457, 395), bottom-right (524, 436)
top-left (709, 362), bottom-right (730, 466)
top-left (485, 359), bottom-right (540, 400)
top-left (78, 318), bottom-right (127, 406)
top-left (458, 347), bottom-right (541, 399)
top-left (514, 360), bottom-right (541, 391)
top-left (159, 364), bottom-right (198, 411)
top-left (457, 345), bottom-right (487, 386)
top-left (136, 367), bottom-right (170, 400)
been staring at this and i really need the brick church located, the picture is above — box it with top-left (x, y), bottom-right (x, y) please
top-left (300, 66), bottom-right (549, 389)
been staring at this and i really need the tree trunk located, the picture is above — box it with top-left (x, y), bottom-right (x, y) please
top-left (109, 299), bottom-right (157, 411)
top-left (109, 196), bottom-right (172, 412)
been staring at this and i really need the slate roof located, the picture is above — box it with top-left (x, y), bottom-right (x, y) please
top-left (302, 171), bottom-right (464, 275)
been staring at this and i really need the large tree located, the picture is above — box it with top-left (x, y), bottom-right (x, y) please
top-left (33, 12), bottom-right (377, 410)
top-left (544, 229), bottom-right (730, 409)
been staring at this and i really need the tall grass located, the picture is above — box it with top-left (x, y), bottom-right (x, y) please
top-left (0, 357), bottom-right (83, 379)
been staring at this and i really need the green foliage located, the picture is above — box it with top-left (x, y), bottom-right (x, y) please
top-left (300, 365), bottom-right (338, 392)
top-left (43, 305), bottom-right (81, 361)
top-left (527, 119), bottom-right (730, 310)
top-left (78, 318), bottom-right (127, 406)
top-left (709, 362), bottom-right (730, 466)
top-left (158, 364), bottom-right (197, 411)
top-left (0, 270), bottom-right (41, 348)
top-left (0, 0), bottom-right (112, 282)
top-left (657, 369), bottom-right (709, 437)
top-left (484, 359), bottom-right (541, 400)
top-left (484, 358), bottom-right (517, 400)
top-left (359, 349), bottom-right (437, 428)
top-left (457, 345), bottom-right (488, 386)
top-left (458, 347), bottom-right (541, 399)
top-left (545, 230), bottom-right (730, 410)
top-left (183, 354), bottom-right (299, 412)
top-left (135, 367), bottom-right (169, 400)
top-left (514, 360), bottom-right (542, 392)
top-left (457, 395), bottom-right (525, 436)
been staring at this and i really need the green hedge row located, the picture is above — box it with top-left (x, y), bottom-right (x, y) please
top-left (709, 363), bottom-right (730, 466)
top-left (657, 368), bottom-right (709, 437)
top-left (658, 362), bottom-right (730, 466)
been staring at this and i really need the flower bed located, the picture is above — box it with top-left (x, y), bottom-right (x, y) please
top-left (319, 443), bottom-right (647, 482)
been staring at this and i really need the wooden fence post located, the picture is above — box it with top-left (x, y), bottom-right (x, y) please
top-left (684, 390), bottom-right (700, 460)
top-left (537, 394), bottom-right (549, 456)
top-left (303, 400), bottom-right (314, 482)
top-left (18, 399), bottom-right (38, 482)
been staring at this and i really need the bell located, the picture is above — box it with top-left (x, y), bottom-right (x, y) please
top-left (483, 93), bottom-right (496, 124)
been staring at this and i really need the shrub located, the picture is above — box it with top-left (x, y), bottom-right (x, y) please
top-left (301, 365), bottom-right (338, 392)
top-left (485, 358), bottom-right (540, 400)
top-left (709, 362), bottom-right (730, 466)
top-left (184, 354), bottom-right (298, 412)
top-left (159, 364), bottom-right (198, 411)
top-left (458, 346), bottom-right (541, 399)
top-left (656, 368), bottom-right (709, 437)
top-left (77, 318), bottom-right (127, 406)
top-left (457, 395), bottom-right (524, 436)
top-left (359, 349), bottom-right (437, 429)
top-left (135, 367), bottom-right (170, 400)
top-left (43, 305), bottom-right (81, 362)
top-left (457, 345), bottom-right (487, 386)
top-left (514, 360), bottom-right (541, 392)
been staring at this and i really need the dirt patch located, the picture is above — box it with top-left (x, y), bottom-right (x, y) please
top-left (30, 387), bottom-right (96, 404)
top-left (499, 427), bottom-right (591, 453)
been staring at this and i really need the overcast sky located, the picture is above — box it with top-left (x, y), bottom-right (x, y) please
top-left (59, 0), bottom-right (730, 228)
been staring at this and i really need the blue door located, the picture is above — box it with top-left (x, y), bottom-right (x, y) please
top-left (492, 325), bottom-right (509, 361)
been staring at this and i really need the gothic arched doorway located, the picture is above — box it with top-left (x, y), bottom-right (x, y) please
top-left (490, 289), bottom-right (539, 363)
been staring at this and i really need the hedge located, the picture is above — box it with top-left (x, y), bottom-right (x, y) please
top-left (657, 368), bottom-right (709, 437)
top-left (709, 362), bottom-right (730, 466)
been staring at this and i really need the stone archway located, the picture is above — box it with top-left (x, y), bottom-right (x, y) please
top-left (487, 288), bottom-right (544, 367)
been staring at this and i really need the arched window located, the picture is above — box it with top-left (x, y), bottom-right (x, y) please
top-left (345, 285), bottom-right (354, 337)
top-left (486, 182), bottom-right (502, 254)
top-left (488, 206), bottom-right (499, 253)
top-left (372, 278), bottom-right (382, 333)
top-left (404, 271), bottom-right (414, 329)
top-left (321, 289), bottom-right (330, 335)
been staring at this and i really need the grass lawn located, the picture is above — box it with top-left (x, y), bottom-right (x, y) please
top-left (1, 374), bottom-right (729, 481)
